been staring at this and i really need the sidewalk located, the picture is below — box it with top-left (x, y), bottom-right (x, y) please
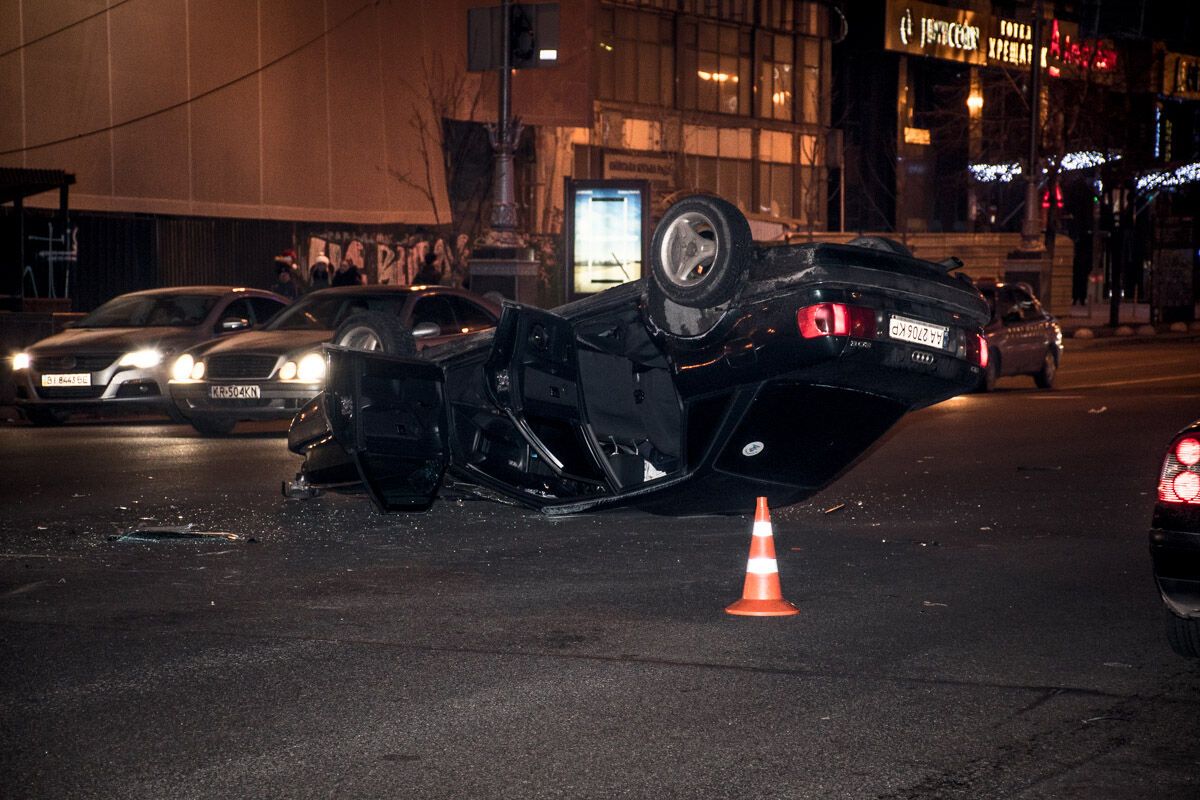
top-left (1058, 301), bottom-right (1200, 340)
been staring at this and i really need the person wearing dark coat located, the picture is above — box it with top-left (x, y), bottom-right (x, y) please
top-left (330, 259), bottom-right (363, 287)
top-left (270, 264), bottom-right (299, 299)
top-left (309, 254), bottom-right (331, 290)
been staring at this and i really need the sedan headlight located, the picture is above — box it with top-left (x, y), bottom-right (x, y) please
top-left (119, 349), bottom-right (163, 369)
top-left (171, 354), bottom-right (194, 381)
top-left (12, 352), bottom-right (30, 370)
top-left (296, 352), bottom-right (326, 383)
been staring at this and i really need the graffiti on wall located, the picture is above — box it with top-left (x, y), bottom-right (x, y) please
top-left (21, 221), bottom-right (78, 299)
top-left (301, 228), bottom-right (471, 290)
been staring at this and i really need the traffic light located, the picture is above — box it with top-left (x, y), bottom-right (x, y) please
top-left (510, 5), bottom-right (536, 67)
top-left (467, 3), bottom-right (560, 72)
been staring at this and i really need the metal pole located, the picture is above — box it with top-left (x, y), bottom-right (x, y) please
top-left (486, 0), bottom-right (522, 245)
top-left (1020, 0), bottom-right (1044, 251)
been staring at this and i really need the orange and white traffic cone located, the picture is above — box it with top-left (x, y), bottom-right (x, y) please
top-left (725, 496), bottom-right (799, 617)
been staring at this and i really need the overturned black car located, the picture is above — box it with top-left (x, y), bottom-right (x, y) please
top-left (286, 195), bottom-right (991, 516)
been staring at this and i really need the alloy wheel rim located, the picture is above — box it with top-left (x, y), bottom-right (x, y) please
top-left (660, 211), bottom-right (719, 286)
top-left (339, 326), bottom-right (381, 351)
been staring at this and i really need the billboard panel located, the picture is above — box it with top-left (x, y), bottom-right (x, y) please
top-left (564, 180), bottom-right (648, 299)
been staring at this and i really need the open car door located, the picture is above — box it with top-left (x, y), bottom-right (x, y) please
top-left (323, 346), bottom-right (449, 511)
top-left (483, 305), bottom-right (610, 493)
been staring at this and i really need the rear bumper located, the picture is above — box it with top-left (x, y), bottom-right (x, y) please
top-left (1150, 523), bottom-right (1200, 618)
top-left (169, 381), bottom-right (322, 422)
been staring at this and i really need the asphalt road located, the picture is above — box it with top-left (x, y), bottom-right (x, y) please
top-left (2, 338), bottom-right (1199, 799)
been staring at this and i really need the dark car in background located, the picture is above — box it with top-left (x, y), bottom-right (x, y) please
top-left (285, 194), bottom-right (991, 516)
top-left (11, 286), bottom-right (290, 425)
top-left (1150, 421), bottom-right (1200, 658)
top-left (168, 285), bottom-right (500, 435)
top-left (975, 279), bottom-right (1062, 391)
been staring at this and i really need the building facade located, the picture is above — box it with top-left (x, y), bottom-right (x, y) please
top-left (1, 0), bottom-right (838, 311)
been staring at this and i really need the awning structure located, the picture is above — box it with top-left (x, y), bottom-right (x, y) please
top-left (0, 167), bottom-right (75, 206)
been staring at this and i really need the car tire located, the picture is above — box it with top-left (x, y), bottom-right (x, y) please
top-left (1165, 609), bottom-right (1200, 658)
top-left (650, 194), bottom-right (752, 309)
top-left (23, 407), bottom-right (68, 426)
top-left (333, 311), bottom-right (417, 355)
top-left (166, 404), bottom-right (189, 424)
top-left (1034, 349), bottom-right (1057, 389)
top-left (189, 416), bottom-right (238, 437)
top-left (978, 359), bottom-right (998, 393)
top-left (847, 236), bottom-right (913, 258)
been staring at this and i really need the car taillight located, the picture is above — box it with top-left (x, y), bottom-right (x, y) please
top-left (964, 333), bottom-right (988, 368)
top-left (1178, 437), bottom-right (1200, 466)
top-left (1159, 435), bottom-right (1200, 504)
top-left (796, 303), bottom-right (875, 339)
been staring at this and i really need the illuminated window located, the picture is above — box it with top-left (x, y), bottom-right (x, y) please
top-left (680, 21), bottom-right (751, 115)
top-left (683, 125), bottom-right (753, 211)
top-left (759, 33), bottom-right (794, 121)
top-left (799, 37), bottom-right (822, 124)
top-left (598, 8), bottom-right (673, 106)
top-left (622, 119), bottom-right (662, 151)
top-left (758, 130), bottom-right (795, 219)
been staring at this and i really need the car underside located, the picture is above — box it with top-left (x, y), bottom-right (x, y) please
top-left (286, 195), bottom-right (991, 516)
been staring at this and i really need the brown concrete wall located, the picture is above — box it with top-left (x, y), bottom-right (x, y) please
top-left (1, 0), bottom-right (572, 225)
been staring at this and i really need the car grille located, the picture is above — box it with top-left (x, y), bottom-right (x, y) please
top-left (206, 354), bottom-right (278, 380)
top-left (34, 353), bottom-right (119, 372)
top-left (37, 386), bottom-right (107, 399)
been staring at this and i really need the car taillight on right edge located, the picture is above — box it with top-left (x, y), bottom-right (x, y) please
top-left (1159, 436), bottom-right (1200, 504)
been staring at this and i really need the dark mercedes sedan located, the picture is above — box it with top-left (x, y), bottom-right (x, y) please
top-left (1150, 420), bottom-right (1200, 658)
top-left (11, 286), bottom-right (290, 425)
top-left (168, 285), bottom-right (500, 435)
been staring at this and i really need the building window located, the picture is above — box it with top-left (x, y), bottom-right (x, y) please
top-left (799, 37), bottom-right (822, 125)
top-left (623, 118), bottom-right (663, 151)
top-left (680, 20), bottom-right (751, 115)
top-left (759, 33), bottom-right (794, 121)
top-left (598, 8), bottom-right (674, 107)
top-left (758, 129), bottom-right (794, 218)
top-left (683, 125), bottom-right (753, 211)
top-left (757, 1), bottom-right (824, 35)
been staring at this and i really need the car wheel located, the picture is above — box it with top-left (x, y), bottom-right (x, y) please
top-left (166, 405), bottom-right (189, 424)
top-left (24, 407), bottom-right (68, 426)
top-left (1034, 350), bottom-right (1057, 389)
top-left (847, 236), bottom-right (913, 258)
top-left (1165, 609), bottom-right (1200, 658)
top-left (650, 194), bottom-right (751, 309)
top-left (333, 311), bottom-right (416, 356)
top-left (190, 417), bottom-right (238, 437)
top-left (978, 359), bottom-right (998, 393)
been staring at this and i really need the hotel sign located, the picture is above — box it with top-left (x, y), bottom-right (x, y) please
top-left (885, 0), bottom-right (986, 65)
top-left (988, 17), bottom-right (1033, 67)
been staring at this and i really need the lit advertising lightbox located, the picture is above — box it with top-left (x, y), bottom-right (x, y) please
top-left (565, 180), bottom-right (649, 299)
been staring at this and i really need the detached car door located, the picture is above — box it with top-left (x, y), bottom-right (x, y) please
top-left (323, 346), bottom-right (450, 511)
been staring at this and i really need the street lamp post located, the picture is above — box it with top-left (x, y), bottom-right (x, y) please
top-left (485, 0), bottom-right (524, 248)
top-left (469, 0), bottom-right (540, 304)
top-left (1020, 0), bottom-right (1045, 252)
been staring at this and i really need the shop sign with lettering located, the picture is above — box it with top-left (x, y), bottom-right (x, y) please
top-left (1163, 52), bottom-right (1200, 101)
top-left (603, 152), bottom-right (676, 189)
top-left (987, 17), bottom-right (1033, 67)
top-left (884, 0), bottom-right (987, 65)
